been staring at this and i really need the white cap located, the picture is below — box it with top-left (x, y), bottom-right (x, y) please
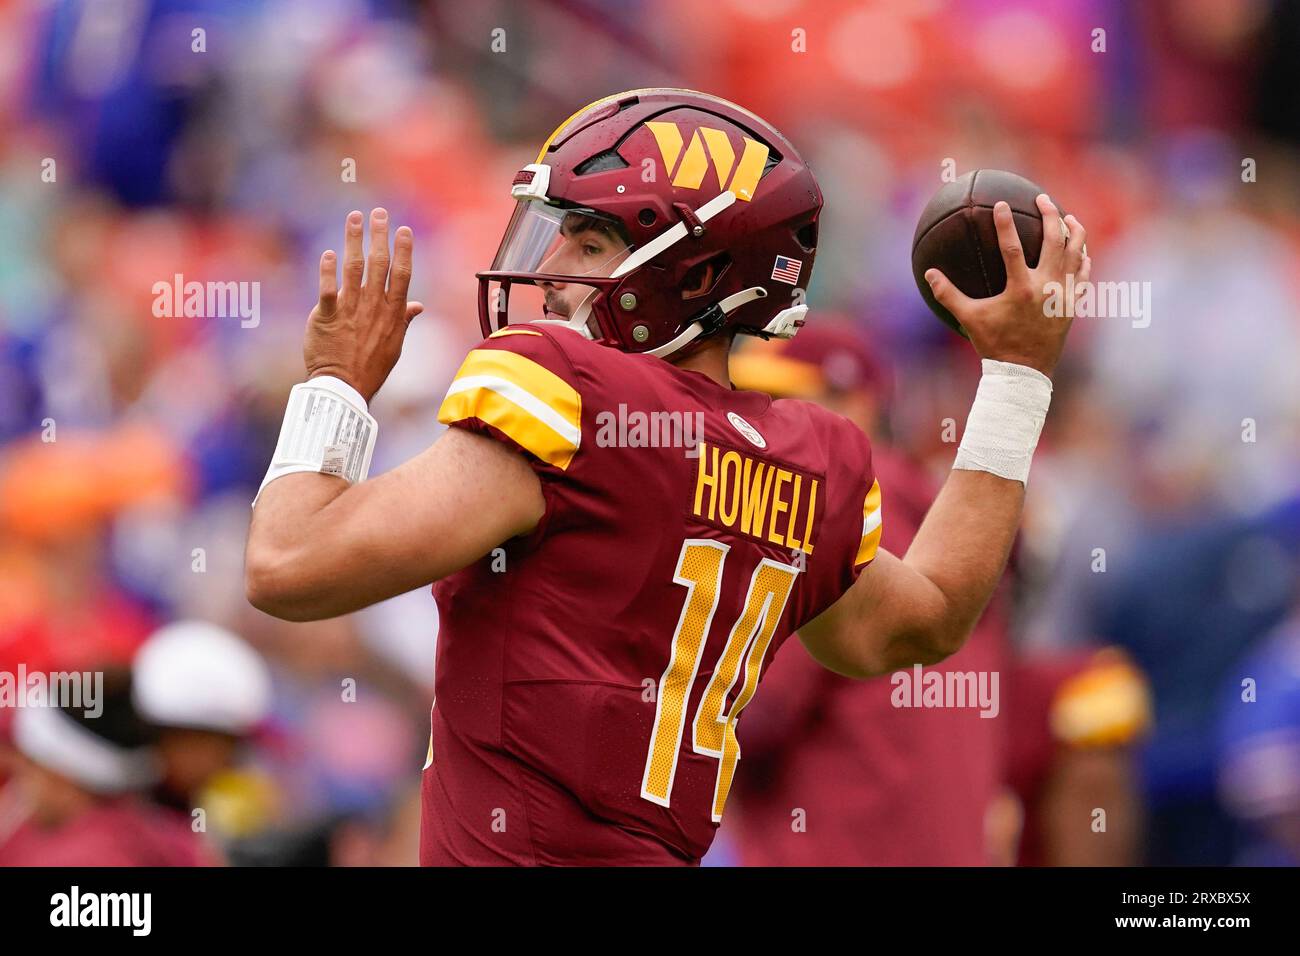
top-left (132, 621), bottom-right (272, 735)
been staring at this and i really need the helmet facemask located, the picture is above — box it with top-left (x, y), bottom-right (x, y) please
top-left (478, 198), bottom-right (635, 343)
top-left (477, 179), bottom-right (754, 357)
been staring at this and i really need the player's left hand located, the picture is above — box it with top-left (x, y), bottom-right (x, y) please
top-left (303, 208), bottom-right (425, 402)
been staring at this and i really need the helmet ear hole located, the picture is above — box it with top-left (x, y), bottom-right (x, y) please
top-left (638, 208), bottom-right (657, 227)
top-left (681, 253), bottom-right (732, 300)
top-left (795, 221), bottom-right (818, 253)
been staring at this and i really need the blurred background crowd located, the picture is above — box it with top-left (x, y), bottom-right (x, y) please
top-left (2, 0), bottom-right (1299, 866)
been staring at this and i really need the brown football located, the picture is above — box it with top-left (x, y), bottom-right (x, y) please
top-left (911, 169), bottom-right (1058, 338)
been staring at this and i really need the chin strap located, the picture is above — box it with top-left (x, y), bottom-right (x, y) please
top-left (645, 286), bottom-right (769, 359)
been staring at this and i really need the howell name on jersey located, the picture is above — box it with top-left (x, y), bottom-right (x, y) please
top-left (691, 441), bottom-right (821, 555)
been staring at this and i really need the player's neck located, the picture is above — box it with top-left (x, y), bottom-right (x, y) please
top-left (670, 337), bottom-right (732, 389)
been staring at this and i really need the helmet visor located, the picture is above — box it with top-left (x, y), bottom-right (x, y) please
top-left (489, 200), bottom-right (634, 278)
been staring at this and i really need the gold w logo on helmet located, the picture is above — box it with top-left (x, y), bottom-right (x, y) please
top-left (645, 122), bottom-right (769, 202)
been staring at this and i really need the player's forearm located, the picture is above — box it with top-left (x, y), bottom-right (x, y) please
top-left (897, 467), bottom-right (1023, 655)
top-left (884, 360), bottom-right (1052, 661)
top-left (246, 473), bottom-right (454, 621)
top-left (245, 469), bottom-right (444, 621)
top-left (802, 360), bottom-right (1050, 678)
top-left (246, 429), bottom-right (548, 622)
top-left (805, 473), bottom-right (1020, 678)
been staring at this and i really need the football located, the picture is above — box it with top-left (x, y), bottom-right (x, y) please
top-left (911, 169), bottom-right (1060, 337)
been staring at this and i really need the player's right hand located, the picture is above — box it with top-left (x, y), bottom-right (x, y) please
top-left (924, 194), bottom-right (1089, 378)
top-left (303, 208), bottom-right (425, 402)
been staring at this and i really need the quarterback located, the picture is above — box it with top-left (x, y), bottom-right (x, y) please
top-left (245, 89), bottom-right (1089, 865)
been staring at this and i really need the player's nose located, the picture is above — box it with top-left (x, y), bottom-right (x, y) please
top-left (538, 244), bottom-right (580, 280)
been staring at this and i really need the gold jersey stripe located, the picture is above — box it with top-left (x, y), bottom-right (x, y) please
top-left (438, 349), bottom-right (582, 470)
top-left (855, 479), bottom-right (883, 566)
top-left (488, 326), bottom-right (544, 338)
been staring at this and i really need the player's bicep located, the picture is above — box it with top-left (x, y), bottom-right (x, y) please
top-left (798, 547), bottom-right (951, 678)
top-left (341, 426), bottom-right (543, 581)
top-left (260, 428), bottom-right (544, 620)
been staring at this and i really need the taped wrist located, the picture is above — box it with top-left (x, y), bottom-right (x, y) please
top-left (253, 375), bottom-right (377, 507)
top-left (952, 359), bottom-right (1053, 485)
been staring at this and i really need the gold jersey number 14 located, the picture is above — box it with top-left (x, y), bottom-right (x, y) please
top-left (641, 539), bottom-right (801, 821)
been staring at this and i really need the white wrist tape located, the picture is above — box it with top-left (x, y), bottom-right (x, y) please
top-left (253, 375), bottom-right (377, 507)
top-left (952, 359), bottom-right (1053, 485)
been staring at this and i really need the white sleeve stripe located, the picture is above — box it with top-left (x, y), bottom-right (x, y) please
top-left (861, 509), bottom-right (882, 536)
top-left (444, 374), bottom-right (582, 448)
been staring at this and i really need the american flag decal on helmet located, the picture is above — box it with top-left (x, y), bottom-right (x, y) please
top-left (771, 255), bottom-right (802, 285)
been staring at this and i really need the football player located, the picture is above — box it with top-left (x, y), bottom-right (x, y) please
top-left (245, 89), bottom-right (1090, 865)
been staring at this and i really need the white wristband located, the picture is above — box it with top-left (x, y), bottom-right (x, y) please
top-left (253, 375), bottom-right (378, 507)
top-left (952, 359), bottom-right (1052, 485)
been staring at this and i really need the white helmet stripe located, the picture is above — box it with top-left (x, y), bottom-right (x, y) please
top-left (611, 190), bottom-right (737, 279)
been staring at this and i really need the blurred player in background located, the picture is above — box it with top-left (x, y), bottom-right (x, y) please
top-left (1002, 647), bottom-right (1151, 865)
top-left (723, 326), bottom-right (1152, 866)
top-left (132, 621), bottom-right (272, 826)
top-left (720, 322), bottom-right (1007, 865)
top-left (0, 669), bottom-right (214, 866)
top-left (1215, 604), bottom-right (1300, 866)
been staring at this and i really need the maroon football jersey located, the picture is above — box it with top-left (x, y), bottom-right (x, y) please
top-left (421, 324), bottom-right (881, 865)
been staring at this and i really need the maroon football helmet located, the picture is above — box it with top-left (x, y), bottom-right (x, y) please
top-left (478, 88), bottom-right (823, 359)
